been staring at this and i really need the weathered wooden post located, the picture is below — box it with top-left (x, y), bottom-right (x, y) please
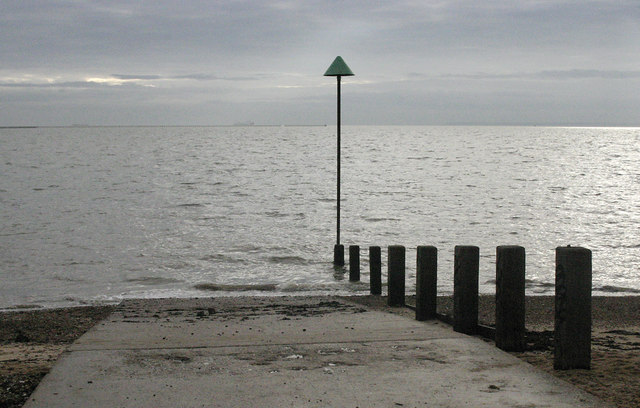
top-left (349, 245), bottom-right (360, 282)
top-left (554, 246), bottom-right (592, 370)
top-left (453, 246), bottom-right (479, 334)
top-left (387, 245), bottom-right (405, 306)
top-left (495, 245), bottom-right (526, 351)
top-left (369, 246), bottom-right (382, 295)
top-left (416, 246), bottom-right (437, 321)
top-left (334, 244), bottom-right (344, 266)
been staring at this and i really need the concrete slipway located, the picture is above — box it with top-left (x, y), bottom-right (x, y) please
top-left (24, 296), bottom-right (609, 407)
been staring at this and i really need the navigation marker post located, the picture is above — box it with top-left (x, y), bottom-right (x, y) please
top-left (324, 56), bottom-right (354, 266)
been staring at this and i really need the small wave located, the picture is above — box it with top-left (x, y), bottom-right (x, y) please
top-left (4, 304), bottom-right (44, 310)
top-left (525, 279), bottom-right (555, 289)
top-left (599, 243), bottom-right (640, 249)
top-left (280, 282), bottom-right (368, 293)
top-left (125, 276), bottom-right (183, 285)
top-left (53, 275), bottom-right (88, 282)
top-left (176, 203), bottom-right (205, 208)
top-left (265, 211), bottom-right (288, 218)
top-left (594, 285), bottom-right (640, 294)
top-left (280, 283), bottom-right (329, 292)
top-left (194, 283), bottom-right (277, 292)
top-left (163, 261), bottom-right (194, 270)
top-left (485, 278), bottom-right (555, 291)
top-left (199, 254), bottom-right (251, 264)
top-left (62, 296), bottom-right (92, 305)
top-left (230, 244), bottom-right (264, 253)
top-left (267, 255), bottom-right (312, 265)
top-left (0, 231), bottom-right (37, 237)
top-left (62, 260), bottom-right (106, 266)
top-left (197, 216), bottom-right (225, 221)
top-left (487, 280), bottom-right (640, 295)
top-left (364, 217), bottom-right (401, 223)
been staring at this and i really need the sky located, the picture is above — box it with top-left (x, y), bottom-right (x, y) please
top-left (1, 0), bottom-right (639, 126)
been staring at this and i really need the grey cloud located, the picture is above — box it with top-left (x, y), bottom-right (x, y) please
top-left (0, 73), bottom-right (263, 92)
top-left (2, 1), bottom-right (637, 71)
top-left (1, 1), bottom-right (640, 126)
top-left (171, 74), bottom-right (218, 81)
top-left (535, 70), bottom-right (640, 80)
top-left (0, 80), bottom-right (150, 89)
top-left (111, 74), bottom-right (162, 80)
top-left (436, 70), bottom-right (640, 80)
top-left (0, 81), bottom-right (101, 88)
top-left (170, 74), bottom-right (261, 81)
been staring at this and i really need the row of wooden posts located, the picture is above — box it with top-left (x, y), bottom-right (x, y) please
top-left (340, 244), bottom-right (592, 370)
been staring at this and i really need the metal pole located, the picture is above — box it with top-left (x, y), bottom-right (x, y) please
top-left (324, 57), bottom-right (352, 267)
top-left (333, 76), bottom-right (344, 266)
top-left (337, 75), bottom-right (341, 247)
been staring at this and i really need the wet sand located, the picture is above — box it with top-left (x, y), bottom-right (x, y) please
top-left (1, 296), bottom-right (638, 408)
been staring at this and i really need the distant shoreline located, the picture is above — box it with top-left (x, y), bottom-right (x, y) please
top-left (0, 124), bottom-right (331, 129)
top-left (3, 124), bottom-right (640, 129)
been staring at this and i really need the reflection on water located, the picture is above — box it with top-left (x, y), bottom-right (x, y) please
top-left (1, 125), bottom-right (639, 307)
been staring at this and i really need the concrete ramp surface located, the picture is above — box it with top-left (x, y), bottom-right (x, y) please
top-left (24, 296), bottom-right (608, 407)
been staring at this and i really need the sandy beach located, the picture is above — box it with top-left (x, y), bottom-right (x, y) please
top-left (1, 296), bottom-right (638, 408)
top-left (0, 305), bottom-right (116, 408)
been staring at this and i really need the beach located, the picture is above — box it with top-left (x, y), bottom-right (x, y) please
top-left (0, 305), bottom-right (115, 408)
top-left (1, 295), bottom-right (639, 408)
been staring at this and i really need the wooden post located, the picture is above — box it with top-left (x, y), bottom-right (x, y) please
top-left (334, 244), bottom-right (344, 266)
top-left (453, 246), bottom-right (479, 334)
top-left (495, 245), bottom-right (525, 351)
top-left (416, 246), bottom-right (437, 321)
top-left (555, 246), bottom-right (592, 370)
top-left (387, 245), bottom-right (405, 307)
top-left (369, 246), bottom-right (382, 295)
top-left (349, 245), bottom-right (360, 282)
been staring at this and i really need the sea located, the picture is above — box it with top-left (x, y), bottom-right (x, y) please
top-left (1, 125), bottom-right (639, 309)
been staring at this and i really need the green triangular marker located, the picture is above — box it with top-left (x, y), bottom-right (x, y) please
top-left (324, 56), bottom-right (354, 76)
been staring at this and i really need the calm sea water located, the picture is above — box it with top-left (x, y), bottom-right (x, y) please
top-left (1, 126), bottom-right (639, 308)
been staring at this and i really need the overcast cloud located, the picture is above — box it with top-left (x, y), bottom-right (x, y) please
top-left (1, 0), bottom-right (639, 126)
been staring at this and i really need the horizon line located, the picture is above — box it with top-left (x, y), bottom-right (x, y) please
top-left (2, 123), bottom-right (640, 129)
